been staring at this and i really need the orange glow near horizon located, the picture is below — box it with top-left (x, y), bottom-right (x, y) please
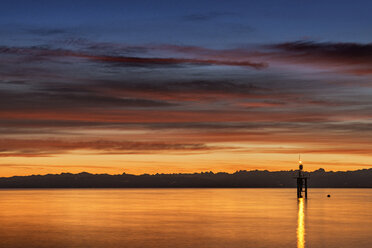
top-left (1, 147), bottom-right (372, 176)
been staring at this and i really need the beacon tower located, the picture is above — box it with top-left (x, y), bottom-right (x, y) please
top-left (296, 156), bottom-right (308, 198)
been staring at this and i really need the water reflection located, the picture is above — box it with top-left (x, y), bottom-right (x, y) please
top-left (0, 189), bottom-right (371, 248)
top-left (297, 198), bottom-right (306, 248)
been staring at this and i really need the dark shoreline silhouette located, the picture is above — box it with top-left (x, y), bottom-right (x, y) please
top-left (0, 168), bottom-right (371, 188)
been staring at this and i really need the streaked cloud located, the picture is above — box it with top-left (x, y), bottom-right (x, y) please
top-left (0, 139), bottom-right (216, 157)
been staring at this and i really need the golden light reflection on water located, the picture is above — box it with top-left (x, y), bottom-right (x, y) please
top-left (297, 198), bottom-right (305, 248)
top-left (1, 189), bottom-right (371, 248)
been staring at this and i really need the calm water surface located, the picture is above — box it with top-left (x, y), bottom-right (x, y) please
top-left (0, 189), bottom-right (371, 248)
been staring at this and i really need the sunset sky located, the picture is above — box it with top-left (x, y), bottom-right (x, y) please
top-left (1, 0), bottom-right (372, 176)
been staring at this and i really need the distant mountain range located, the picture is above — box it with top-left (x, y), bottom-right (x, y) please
top-left (0, 168), bottom-right (371, 188)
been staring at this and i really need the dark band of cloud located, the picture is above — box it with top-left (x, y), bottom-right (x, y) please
top-left (183, 11), bottom-right (238, 22)
top-left (0, 45), bottom-right (267, 69)
top-left (267, 41), bottom-right (372, 75)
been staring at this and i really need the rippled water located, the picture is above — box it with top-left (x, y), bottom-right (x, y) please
top-left (0, 189), bottom-right (371, 248)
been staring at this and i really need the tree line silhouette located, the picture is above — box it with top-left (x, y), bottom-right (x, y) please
top-left (0, 168), bottom-right (371, 188)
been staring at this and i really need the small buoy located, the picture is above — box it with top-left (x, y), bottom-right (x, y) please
top-left (327, 194), bottom-right (331, 197)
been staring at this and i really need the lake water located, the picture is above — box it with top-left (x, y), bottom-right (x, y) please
top-left (0, 189), bottom-right (371, 248)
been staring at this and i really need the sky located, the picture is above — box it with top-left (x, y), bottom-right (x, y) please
top-left (1, 0), bottom-right (372, 176)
